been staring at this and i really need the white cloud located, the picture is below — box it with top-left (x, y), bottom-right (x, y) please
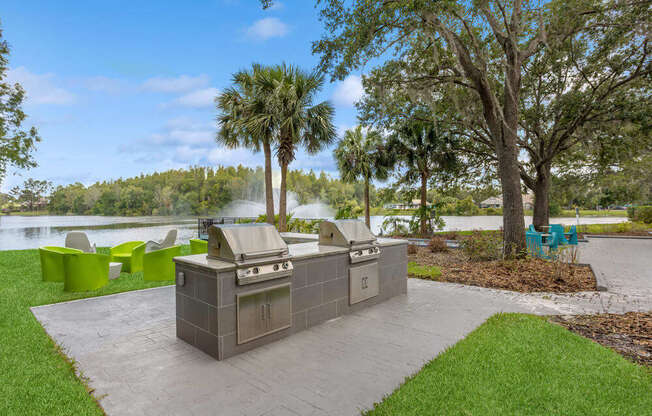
top-left (6, 67), bottom-right (75, 105)
top-left (331, 75), bottom-right (364, 107)
top-left (246, 17), bottom-right (289, 40)
top-left (83, 76), bottom-right (126, 94)
top-left (141, 74), bottom-right (210, 93)
top-left (172, 87), bottom-right (220, 108)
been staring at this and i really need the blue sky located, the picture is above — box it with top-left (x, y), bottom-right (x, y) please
top-left (1, 0), bottom-right (365, 192)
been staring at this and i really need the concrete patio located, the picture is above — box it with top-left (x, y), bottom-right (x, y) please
top-left (31, 239), bottom-right (652, 416)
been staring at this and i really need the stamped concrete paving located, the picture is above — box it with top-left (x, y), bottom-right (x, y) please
top-left (31, 240), bottom-right (652, 416)
top-left (581, 237), bottom-right (652, 297)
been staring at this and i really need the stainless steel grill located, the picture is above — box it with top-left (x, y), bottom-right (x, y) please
top-left (319, 220), bottom-right (381, 305)
top-left (208, 223), bottom-right (293, 285)
top-left (318, 219), bottom-right (381, 264)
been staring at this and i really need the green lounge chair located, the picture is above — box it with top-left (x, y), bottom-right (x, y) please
top-left (39, 246), bottom-right (83, 282)
top-left (143, 245), bottom-right (181, 281)
top-left (110, 241), bottom-right (145, 273)
top-left (189, 239), bottom-right (208, 254)
top-left (63, 252), bottom-right (110, 292)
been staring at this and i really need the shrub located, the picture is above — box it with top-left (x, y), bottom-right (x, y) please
top-left (628, 206), bottom-right (652, 224)
top-left (549, 201), bottom-right (562, 216)
top-left (461, 230), bottom-right (503, 261)
top-left (407, 244), bottom-right (418, 255)
top-left (428, 236), bottom-right (448, 252)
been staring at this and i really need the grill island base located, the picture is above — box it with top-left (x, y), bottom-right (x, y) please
top-left (174, 233), bottom-right (407, 360)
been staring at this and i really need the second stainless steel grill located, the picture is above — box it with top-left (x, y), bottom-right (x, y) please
top-left (319, 220), bottom-right (381, 305)
top-left (208, 223), bottom-right (293, 285)
top-left (318, 219), bottom-right (381, 263)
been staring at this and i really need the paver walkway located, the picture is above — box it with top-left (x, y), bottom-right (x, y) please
top-left (31, 240), bottom-right (652, 416)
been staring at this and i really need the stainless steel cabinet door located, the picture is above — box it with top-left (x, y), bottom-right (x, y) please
top-left (349, 262), bottom-right (379, 305)
top-left (267, 284), bottom-right (292, 333)
top-left (237, 291), bottom-right (267, 344)
top-left (236, 283), bottom-right (292, 345)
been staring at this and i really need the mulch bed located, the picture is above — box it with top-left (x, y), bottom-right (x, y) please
top-left (550, 313), bottom-right (652, 367)
top-left (409, 246), bottom-right (596, 293)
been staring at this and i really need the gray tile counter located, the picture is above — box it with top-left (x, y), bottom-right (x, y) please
top-left (173, 237), bottom-right (407, 360)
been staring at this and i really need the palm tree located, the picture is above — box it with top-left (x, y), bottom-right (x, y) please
top-left (388, 119), bottom-right (459, 235)
top-left (259, 64), bottom-right (336, 232)
top-left (334, 126), bottom-right (392, 228)
top-left (216, 64), bottom-right (276, 224)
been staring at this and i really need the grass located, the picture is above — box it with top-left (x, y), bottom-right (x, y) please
top-left (578, 221), bottom-right (651, 235)
top-left (407, 261), bottom-right (442, 279)
top-left (0, 245), bottom-right (189, 415)
top-left (365, 314), bottom-right (652, 416)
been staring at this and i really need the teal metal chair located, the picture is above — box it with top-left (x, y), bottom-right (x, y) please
top-left (143, 245), bottom-right (182, 281)
top-left (189, 239), bottom-right (208, 255)
top-left (62, 252), bottom-right (110, 292)
top-left (110, 241), bottom-right (145, 273)
top-left (549, 224), bottom-right (578, 245)
top-left (549, 224), bottom-right (569, 245)
top-left (526, 231), bottom-right (559, 259)
top-left (528, 224), bottom-right (538, 233)
top-left (39, 246), bottom-right (83, 282)
top-left (566, 225), bottom-right (578, 245)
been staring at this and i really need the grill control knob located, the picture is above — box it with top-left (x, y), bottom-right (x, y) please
top-left (252, 267), bottom-right (259, 274)
top-left (273, 264), bottom-right (279, 271)
top-left (282, 262), bottom-right (289, 269)
top-left (357, 250), bottom-right (363, 256)
top-left (368, 248), bottom-right (374, 254)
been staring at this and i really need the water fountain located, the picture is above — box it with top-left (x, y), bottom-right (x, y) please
top-left (218, 188), bottom-right (334, 219)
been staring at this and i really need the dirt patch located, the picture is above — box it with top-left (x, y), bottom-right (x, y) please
top-left (551, 313), bottom-right (652, 367)
top-left (408, 246), bottom-right (596, 293)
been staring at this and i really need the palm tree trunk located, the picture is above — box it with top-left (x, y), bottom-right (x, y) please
top-left (279, 163), bottom-right (288, 232)
top-left (420, 172), bottom-right (428, 236)
top-left (364, 177), bottom-right (370, 228)
top-left (263, 140), bottom-right (275, 225)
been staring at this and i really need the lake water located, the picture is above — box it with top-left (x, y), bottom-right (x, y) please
top-left (0, 214), bottom-right (627, 251)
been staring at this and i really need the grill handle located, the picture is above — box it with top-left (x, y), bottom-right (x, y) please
top-left (240, 249), bottom-right (288, 261)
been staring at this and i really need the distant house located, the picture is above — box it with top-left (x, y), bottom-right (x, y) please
top-left (479, 196), bottom-right (503, 209)
top-left (384, 199), bottom-right (432, 210)
top-left (479, 193), bottom-right (534, 210)
top-left (522, 193), bottom-right (534, 210)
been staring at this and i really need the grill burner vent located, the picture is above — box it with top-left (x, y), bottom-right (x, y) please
top-left (208, 223), bottom-right (293, 285)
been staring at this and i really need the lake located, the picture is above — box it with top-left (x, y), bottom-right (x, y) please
top-left (0, 214), bottom-right (627, 251)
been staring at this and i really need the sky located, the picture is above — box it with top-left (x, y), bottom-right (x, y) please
top-left (1, 0), bottom-right (365, 192)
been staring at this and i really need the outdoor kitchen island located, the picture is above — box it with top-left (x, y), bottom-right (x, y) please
top-left (174, 220), bottom-right (408, 360)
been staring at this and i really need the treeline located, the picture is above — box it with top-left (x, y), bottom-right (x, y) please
top-left (48, 166), bottom-right (376, 216)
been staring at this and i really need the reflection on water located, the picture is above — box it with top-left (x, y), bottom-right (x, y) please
top-left (0, 214), bottom-right (627, 251)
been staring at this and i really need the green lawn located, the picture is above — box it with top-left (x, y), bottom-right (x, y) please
top-left (366, 314), bottom-right (652, 416)
top-left (407, 261), bottom-right (442, 279)
top-left (0, 246), bottom-right (188, 415)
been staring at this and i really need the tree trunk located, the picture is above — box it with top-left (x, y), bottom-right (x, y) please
top-left (532, 162), bottom-right (551, 231)
top-left (420, 172), bottom-right (428, 236)
top-left (278, 162), bottom-right (288, 232)
top-left (499, 49), bottom-right (526, 258)
top-left (263, 140), bottom-right (275, 225)
top-left (364, 177), bottom-right (370, 228)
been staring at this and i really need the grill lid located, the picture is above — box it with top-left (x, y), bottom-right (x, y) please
top-left (318, 219), bottom-right (377, 247)
top-left (208, 223), bottom-right (289, 263)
